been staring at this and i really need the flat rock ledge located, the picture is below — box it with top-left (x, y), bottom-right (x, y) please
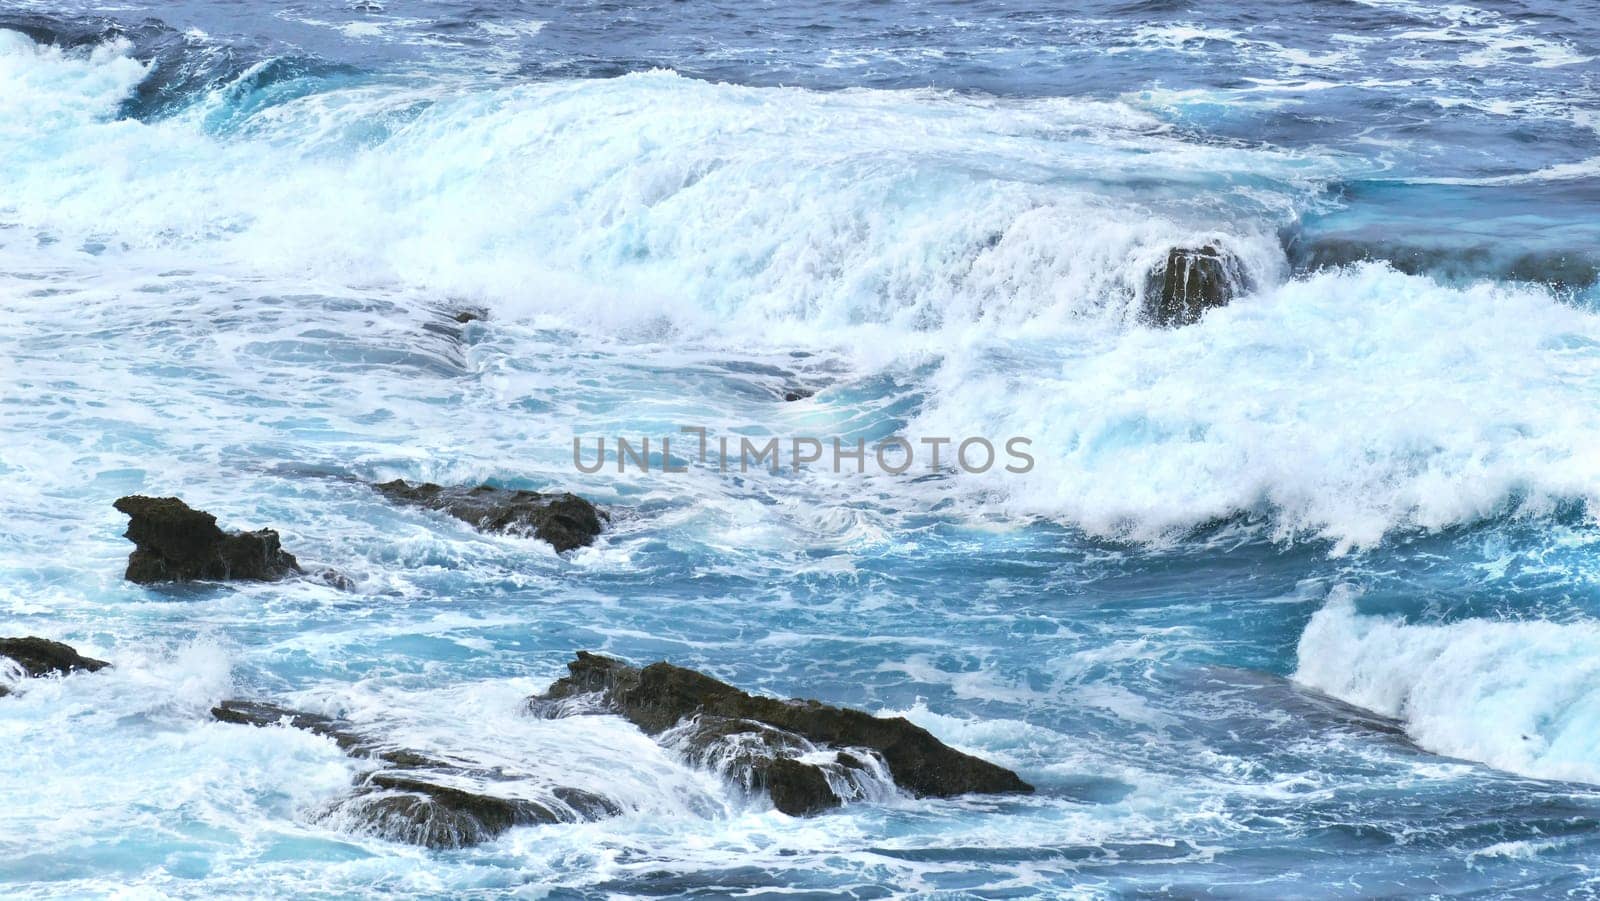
top-left (114, 496), bottom-right (302, 583)
top-left (0, 637), bottom-right (108, 696)
top-left (212, 700), bottom-right (619, 849)
top-left (373, 480), bottom-right (606, 553)
top-left (530, 651), bottom-right (1033, 816)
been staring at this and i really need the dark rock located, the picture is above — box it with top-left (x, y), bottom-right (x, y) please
top-left (1288, 234), bottom-right (1600, 290)
top-left (341, 775), bottom-right (617, 850)
top-left (533, 652), bottom-right (1032, 810)
top-left (782, 389), bottom-right (814, 402)
top-left (373, 480), bottom-right (606, 553)
top-left (113, 496), bottom-right (302, 583)
top-left (0, 637), bottom-right (108, 694)
top-left (663, 714), bottom-right (847, 812)
top-left (1147, 244), bottom-right (1246, 328)
top-left (210, 699), bottom-right (620, 848)
top-left (340, 774), bottom-right (620, 851)
top-left (672, 715), bottom-right (812, 770)
top-left (755, 757), bottom-right (838, 816)
top-left (452, 309), bottom-right (485, 324)
top-left (340, 779), bottom-right (546, 850)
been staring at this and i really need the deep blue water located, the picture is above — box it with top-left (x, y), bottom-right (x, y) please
top-left (3, 0), bottom-right (1600, 897)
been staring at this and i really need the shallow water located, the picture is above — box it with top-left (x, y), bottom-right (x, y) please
top-left (3, 0), bottom-right (1600, 896)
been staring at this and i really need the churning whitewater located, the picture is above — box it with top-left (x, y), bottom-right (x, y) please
top-left (3, 0), bottom-right (1600, 897)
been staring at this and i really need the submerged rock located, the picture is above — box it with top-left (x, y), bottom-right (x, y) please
top-left (211, 699), bottom-right (619, 848)
top-left (1147, 244), bottom-right (1246, 327)
top-left (373, 480), bottom-right (606, 553)
top-left (782, 388), bottom-right (814, 402)
top-left (336, 775), bottom-right (619, 850)
top-left (212, 700), bottom-right (446, 767)
top-left (113, 496), bottom-right (302, 583)
top-left (532, 652), bottom-right (1032, 814)
top-left (0, 637), bottom-right (108, 695)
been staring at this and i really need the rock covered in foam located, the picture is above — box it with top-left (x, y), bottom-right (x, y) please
top-left (373, 480), bottom-right (606, 553)
top-left (1147, 244), bottom-right (1248, 327)
top-left (335, 775), bottom-right (619, 850)
top-left (531, 651), bottom-right (1032, 814)
top-left (113, 496), bottom-right (302, 583)
top-left (210, 699), bottom-right (620, 848)
top-left (0, 637), bottom-right (108, 696)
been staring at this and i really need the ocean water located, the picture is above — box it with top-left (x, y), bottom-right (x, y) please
top-left (2, 0), bottom-right (1599, 896)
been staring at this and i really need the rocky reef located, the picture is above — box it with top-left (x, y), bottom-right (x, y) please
top-left (0, 637), bottom-right (108, 696)
top-left (373, 480), bottom-right (606, 552)
top-left (531, 651), bottom-right (1032, 815)
top-left (113, 496), bottom-right (302, 583)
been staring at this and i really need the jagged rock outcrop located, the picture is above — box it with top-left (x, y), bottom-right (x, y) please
top-left (0, 637), bottom-right (108, 696)
top-left (113, 496), bottom-right (302, 583)
top-left (211, 699), bottom-right (620, 849)
top-left (1147, 244), bottom-right (1247, 327)
top-left (530, 652), bottom-right (1032, 815)
top-left (373, 480), bottom-right (606, 553)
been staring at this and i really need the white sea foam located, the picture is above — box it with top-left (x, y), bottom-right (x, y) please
top-left (907, 263), bottom-right (1600, 550)
top-left (7, 28), bottom-right (1600, 552)
top-left (0, 31), bottom-right (1311, 346)
top-left (6, 28), bottom-right (1600, 553)
top-left (1295, 592), bottom-right (1600, 784)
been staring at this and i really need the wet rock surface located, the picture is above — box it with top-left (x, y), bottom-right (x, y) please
top-left (532, 651), bottom-right (1032, 813)
top-left (1147, 244), bottom-right (1246, 327)
top-left (339, 775), bottom-right (619, 850)
top-left (373, 480), bottom-right (606, 552)
top-left (114, 496), bottom-right (302, 583)
top-left (0, 637), bottom-right (108, 696)
top-left (211, 699), bottom-right (619, 848)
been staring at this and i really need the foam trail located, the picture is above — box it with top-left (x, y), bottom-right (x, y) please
top-left (1295, 592), bottom-right (1600, 784)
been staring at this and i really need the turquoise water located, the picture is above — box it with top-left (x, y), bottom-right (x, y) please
top-left (3, 2), bottom-right (1600, 896)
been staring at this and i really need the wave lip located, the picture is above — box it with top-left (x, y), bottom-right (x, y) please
top-left (1294, 592), bottom-right (1600, 785)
